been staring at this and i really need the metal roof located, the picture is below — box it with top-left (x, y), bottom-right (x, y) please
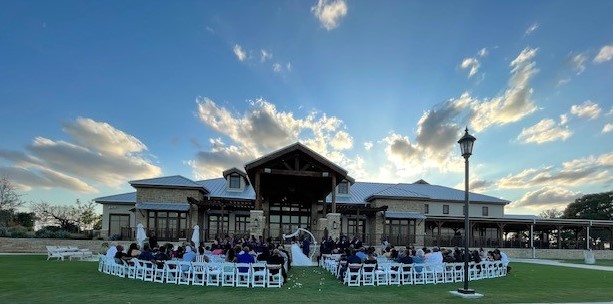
top-left (197, 178), bottom-right (256, 200)
top-left (504, 214), bottom-right (540, 220)
top-left (393, 183), bottom-right (509, 204)
top-left (129, 175), bottom-right (207, 191)
top-left (385, 211), bottom-right (427, 219)
top-left (134, 202), bottom-right (190, 211)
top-left (94, 192), bottom-right (136, 204)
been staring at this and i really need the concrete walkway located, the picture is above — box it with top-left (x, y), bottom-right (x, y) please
top-left (514, 258), bottom-right (613, 272)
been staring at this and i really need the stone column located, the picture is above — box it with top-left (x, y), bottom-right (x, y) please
top-left (326, 213), bottom-right (341, 241)
top-left (249, 210), bottom-right (265, 239)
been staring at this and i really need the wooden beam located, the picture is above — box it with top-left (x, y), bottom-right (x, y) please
top-left (255, 171), bottom-right (262, 210)
top-left (265, 168), bottom-right (328, 177)
top-left (331, 175), bottom-right (336, 213)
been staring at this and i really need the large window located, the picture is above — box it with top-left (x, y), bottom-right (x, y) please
top-left (482, 206), bottom-right (489, 216)
top-left (443, 205), bottom-right (449, 214)
top-left (109, 214), bottom-right (130, 239)
top-left (424, 204), bottom-right (429, 214)
top-left (269, 202), bottom-right (310, 240)
top-left (235, 215), bottom-right (250, 233)
top-left (385, 219), bottom-right (416, 245)
top-left (208, 214), bottom-right (229, 239)
top-left (346, 218), bottom-right (365, 240)
top-left (229, 175), bottom-right (241, 189)
top-left (147, 211), bottom-right (187, 241)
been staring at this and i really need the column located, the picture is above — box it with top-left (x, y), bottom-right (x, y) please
top-left (326, 213), bottom-right (341, 241)
top-left (249, 210), bottom-right (265, 239)
top-left (255, 171), bottom-right (262, 210)
top-left (331, 175), bottom-right (337, 213)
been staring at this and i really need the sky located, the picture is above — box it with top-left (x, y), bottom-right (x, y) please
top-left (0, 1), bottom-right (612, 215)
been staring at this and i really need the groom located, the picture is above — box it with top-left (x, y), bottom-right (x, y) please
top-left (302, 236), bottom-right (310, 256)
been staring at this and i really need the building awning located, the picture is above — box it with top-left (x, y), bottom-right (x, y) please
top-left (385, 211), bottom-right (426, 219)
top-left (134, 202), bottom-right (190, 211)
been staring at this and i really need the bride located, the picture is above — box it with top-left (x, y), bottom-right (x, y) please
top-left (290, 242), bottom-right (313, 266)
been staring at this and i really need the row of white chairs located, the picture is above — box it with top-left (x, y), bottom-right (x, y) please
top-left (46, 246), bottom-right (93, 261)
top-left (321, 256), bottom-right (507, 287)
top-left (98, 255), bottom-right (283, 288)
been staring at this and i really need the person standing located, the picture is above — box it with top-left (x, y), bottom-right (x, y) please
top-left (302, 236), bottom-right (310, 257)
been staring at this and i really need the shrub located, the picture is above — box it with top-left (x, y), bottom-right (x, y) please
top-left (8, 226), bottom-right (30, 238)
top-left (35, 227), bottom-right (71, 238)
top-left (0, 226), bottom-right (10, 237)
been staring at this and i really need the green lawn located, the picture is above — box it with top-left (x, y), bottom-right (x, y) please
top-left (1, 256), bottom-right (612, 303)
top-left (560, 259), bottom-right (613, 267)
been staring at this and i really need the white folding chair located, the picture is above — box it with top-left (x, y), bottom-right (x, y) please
top-left (444, 263), bottom-right (455, 283)
top-left (454, 263), bottom-right (464, 283)
top-left (142, 261), bottom-right (155, 282)
top-left (413, 263), bottom-right (425, 285)
top-left (467, 262), bottom-right (478, 281)
top-left (191, 262), bottom-right (207, 286)
top-left (251, 263), bottom-right (267, 288)
top-left (177, 261), bottom-right (192, 285)
top-left (344, 263), bottom-right (362, 286)
top-left (235, 263), bottom-right (251, 287)
top-left (400, 263), bottom-right (413, 285)
top-left (126, 259), bottom-right (138, 279)
top-left (361, 264), bottom-right (376, 286)
top-left (266, 264), bottom-right (283, 288)
top-left (164, 260), bottom-right (180, 284)
top-left (206, 263), bottom-right (221, 286)
top-left (387, 263), bottom-right (401, 285)
top-left (375, 263), bottom-right (389, 286)
top-left (221, 263), bottom-right (236, 287)
top-left (97, 254), bottom-right (105, 272)
top-left (434, 263), bottom-right (445, 284)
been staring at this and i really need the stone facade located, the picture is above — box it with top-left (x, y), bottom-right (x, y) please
top-left (326, 213), bottom-right (341, 240)
top-left (249, 210), bottom-right (265, 238)
top-left (135, 187), bottom-right (204, 204)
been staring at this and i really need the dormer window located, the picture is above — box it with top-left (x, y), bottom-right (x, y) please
top-left (338, 181), bottom-right (349, 195)
top-left (229, 175), bottom-right (241, 189)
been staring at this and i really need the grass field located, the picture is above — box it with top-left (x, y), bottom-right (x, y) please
top-left (1, 256), bottom-right (612, 304)
top-left (561, 259), bottom-right (613, 267)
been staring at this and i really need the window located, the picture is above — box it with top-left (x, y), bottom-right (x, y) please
top-left (235, 215), bottom-right (250, 233)
top-left (338, 181), bottom-right (349, 194)
top-left (229, 175), bottom-right (241, 189)
top-left (208, 214), bottom-right (229, 239)
top-left (443, 205), bottom-right (449, 214)
top-left (385, 219), bottom-right (416, 245)
top-left (109, 214), bottom-right (130, 239)
top-left (482, 206), bottom-right (489, 216)
top-left (147, 211), bottom-right (187, 241)
top-left (424, 204), bottom-right (429, 214)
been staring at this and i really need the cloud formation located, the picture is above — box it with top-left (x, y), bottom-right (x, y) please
top-left (517, 118), bottom-right (572, 144)
top-left (260, 49), bottom-right (272, 62)
top-left (524, 23), bottom-right (539, 36)
top-left (190, 98), bottom-right (363, 180)
top-left (460, 58), bottom-right (480, 78)
top-left (311, 0), bottom-right (348, 31)
top-left (570, 100), bottom-right (601, 120)
top-left (382, 48), bottom-right (539, 175)
top-left (233, 44), bottom-right (247, 61)
top-left (603, 123), bottom-right (613, 134)
top-left (569, 53), bottom-right (587, 75)
top-left (512, 186), bottom-right (581, 210)
top-left (594, 44), bottom-right (613, 63)
top-left (497, 151), bottom-right (613, 189)
top-left (0, 118), bottom-right (161, 193)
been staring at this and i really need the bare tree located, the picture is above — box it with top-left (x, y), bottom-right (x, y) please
top-left (0, 176), bottom-right (25, 211)
top-left (538, 208), bottom-right (563, 219)
top-left (31, 199), bottom-right (99, 232)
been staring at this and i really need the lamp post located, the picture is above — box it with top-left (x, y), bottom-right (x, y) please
top-left (458, 127), bottom-right (476, 295)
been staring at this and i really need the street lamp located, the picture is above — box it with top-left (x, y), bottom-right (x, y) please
top-left (457, 127), bottom-right (476, 295)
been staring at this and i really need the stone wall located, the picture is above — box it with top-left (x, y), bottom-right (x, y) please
top-left (476, 247), bottom-right (613, 260)
top-left (0, 238), bottom-right (108, 254)
top-left (136, 187), bottom-right (204, 203)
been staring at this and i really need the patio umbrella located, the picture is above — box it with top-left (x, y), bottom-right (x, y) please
top-left (191, 225), bottom-right (200, 247)
top-left (136, 223), bottom-right (147, 249)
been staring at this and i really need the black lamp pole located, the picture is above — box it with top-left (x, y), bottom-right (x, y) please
top-left (458, 127), bottom-right (476, 294)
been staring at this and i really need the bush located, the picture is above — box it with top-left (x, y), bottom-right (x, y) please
top-left (0, 226), bottom-right (10, 237)
top-left (8, 226), bottom-right (31, 238)
top-left (35, 227), bottom-right (71, 238)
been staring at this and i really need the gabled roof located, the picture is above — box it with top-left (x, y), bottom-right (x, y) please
top-left (245, 142), bottom-right (348, 177)
top-left (94, 192), bottom-right (136, 204)
top-left (394, 183), bottom-right (509, 204)
top-left (129, 175), bottom-right (208, 193)
top-left (222, 167), bottom-right (250, 185)
top-left (367, 185), bottom-right (430, 201)
top-left (197, 178), bottom-right (255, 200)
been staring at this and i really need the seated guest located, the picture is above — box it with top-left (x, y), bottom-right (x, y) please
top-left (355, 247), bottom-right (368, 262)
top-left (183, 245), bottom-right (197, 262)
top-left (237, 246), bottom-right (255, 273)
top-left (267, 249), bottom-right (287, 283)
top-left (114, 245), bottom-right (128, 264)
top-left (198, 242), bottom-right (206, 255)
top-left (397, 249), bottom-right (413, 264)
top-left (226, 247), bottom-right (237, 263)
top-left (137, 244), bottom-right (155, 261)
top-left (126, 243), bottom-right (141, 258)
top-left (99, 242), bottom-right (109, 255)
top-left (443, 249), bottom-right (455, 263)
top-left (106, 242), bottom-right (118, 258)
top-left (363, 249), bottom-right (378, 271)
top-left (154, 245), bottom-right (170, 269)
top-left (173, 246), bottom-right (184, 259)
top-left (413, 249), bottom-right (425, 272)
top-left (426, 247), bottom-right (443, 264)
top-left (346, 248), bottom-right (361, 264)
top-left (257, 247), bottom-right (270, 262)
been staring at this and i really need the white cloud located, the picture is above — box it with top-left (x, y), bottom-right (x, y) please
top-left (607, 106), bottom-right (613, 116)
top-left (570, 53), bottom-right (588, 75)
top-left (0, 118), bottom-right (161, 193)
top-left (512, 186), bottom-right (581, 210)
top-left (260, 49), bottom-right (272, 62)
top-left (497, 151), bottom-right (613, 189)
top-left (454, 177), bottom-right (493, 193)
top-left (233, 44), bottom-right (247, 61)
top-left (382, 48), bottom-right (539, 175)
top-left (286, 62), bottom-right (292, 72)
top-left (570, 100), bottom-right (601, 120)
top-left (191, 98), bottom-right (361, 179)
top-left (363, 141), bottom-right (373, 151)
top-left (525, 23), bottom-right (539, 36)
top-left (460, 57), bottom-right (480, 78)
top-left (559, 114), bottom-right (569, 125)
top-left (594, 44), bottom-right (613, 63)
top-left (556, 77), bottom-right (571, 87)
top-left (311, 0), bottom-right (348, 31)
top-left (603, 123), bottom-right (613, 134)
top-left (272, 63), bottom-right (282, 73)
top-left (517, 119), bottom-right (572, 144)
top-left (478, 48), bottom-right (488, 57)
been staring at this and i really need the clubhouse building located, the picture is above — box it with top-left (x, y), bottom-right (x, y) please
top-left (95, 143), bottom-right (613, 251)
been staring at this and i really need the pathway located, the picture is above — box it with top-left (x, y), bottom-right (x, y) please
top-left (514, 258), bottom-right (613, 272)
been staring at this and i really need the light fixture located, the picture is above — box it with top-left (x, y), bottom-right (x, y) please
top-left (333, 221), bottom-right (338, 230)
top-left (253, 218), bottom-right (259, 228)
top-left (457, 127), bottom-right (477, 296)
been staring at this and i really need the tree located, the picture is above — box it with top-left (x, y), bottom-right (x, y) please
top-left (0, 177), bottom-right (25, 212)
top-left (562, 191), bottom-right (613, 220)
top-left (31, 199), bottom-right (100, 232)
top-left (538, 208), bottom-right (563, 219)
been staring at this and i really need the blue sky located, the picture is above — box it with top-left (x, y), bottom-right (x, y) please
top-left (1, 1), bottom-right (612, 215)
